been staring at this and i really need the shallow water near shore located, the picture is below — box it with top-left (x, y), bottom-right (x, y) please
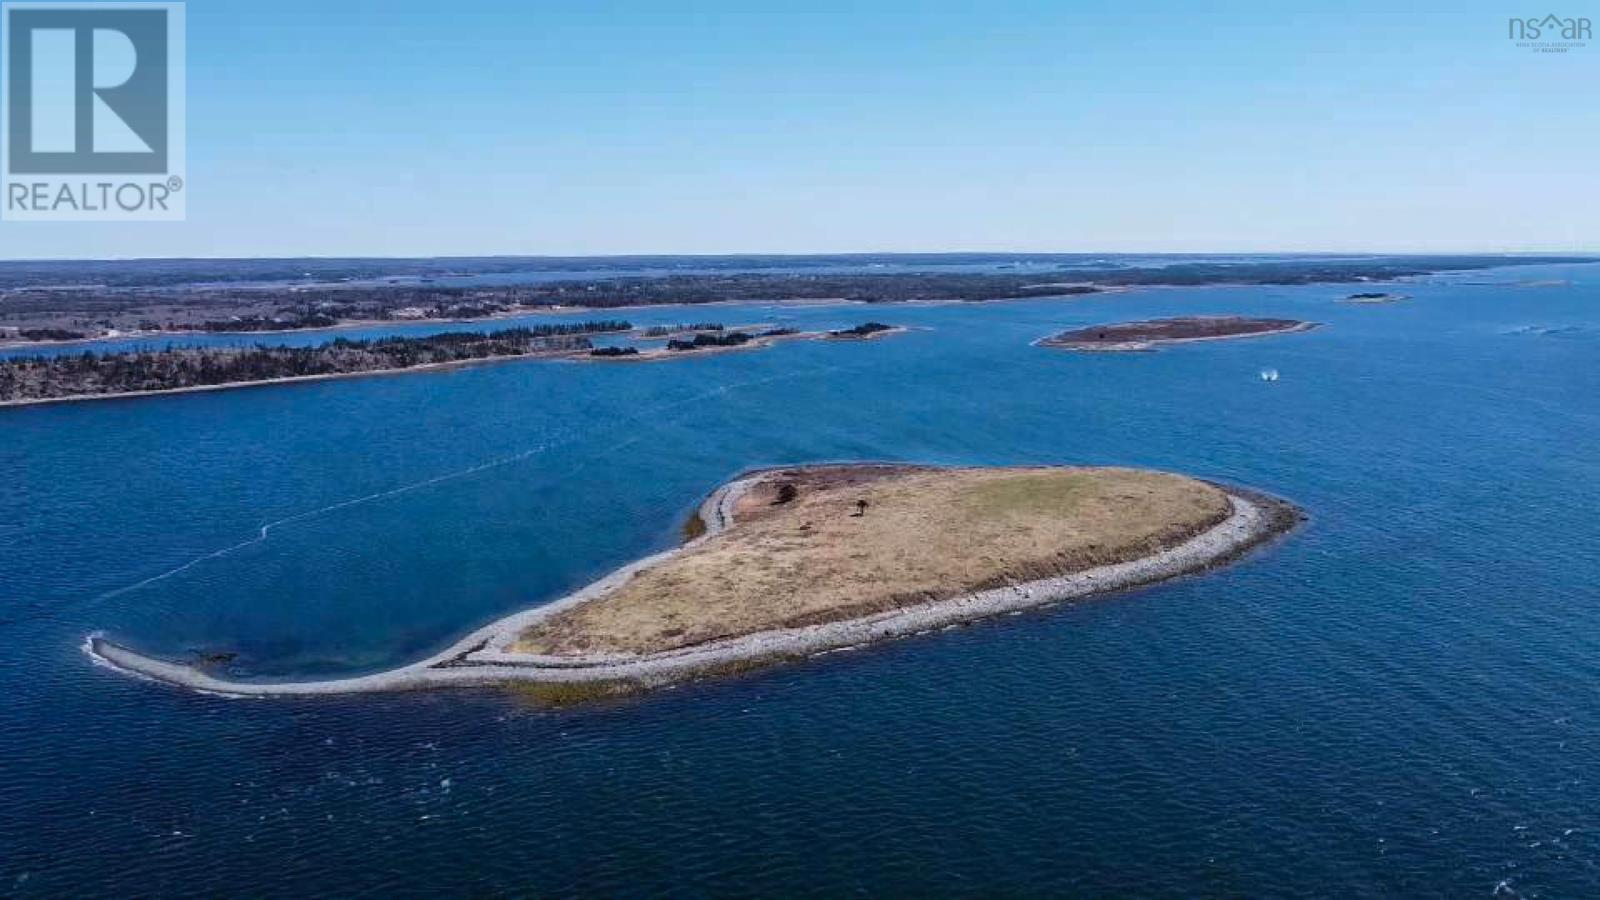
top-left (5, 263), bottom-right (1600, 896)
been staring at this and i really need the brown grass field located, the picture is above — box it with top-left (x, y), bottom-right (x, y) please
top-left (516, 465), bottom-right (1231, 657)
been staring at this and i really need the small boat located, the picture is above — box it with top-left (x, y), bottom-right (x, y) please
top-left (1260, 369), bottom-right (1280, 382)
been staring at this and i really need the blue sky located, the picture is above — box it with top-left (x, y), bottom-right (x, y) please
top-left (1, 0), bottom-right (1595, 258)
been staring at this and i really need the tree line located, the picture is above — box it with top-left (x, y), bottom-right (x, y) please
top-left (0, 322), bottom-right (630, 402)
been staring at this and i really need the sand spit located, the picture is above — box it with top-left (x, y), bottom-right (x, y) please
top-left (89, 466), bottom-right (1299, 699)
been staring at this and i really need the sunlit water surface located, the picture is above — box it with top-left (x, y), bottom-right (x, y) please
top-left (4, 264), bottom-right (1600, 896)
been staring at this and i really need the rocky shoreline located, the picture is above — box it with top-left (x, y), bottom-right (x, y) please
top-left (88, 467), bottom-right (1301, 699)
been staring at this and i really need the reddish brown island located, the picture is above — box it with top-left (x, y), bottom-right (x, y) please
top-left (1038, 316), bottom-right (1317, 352)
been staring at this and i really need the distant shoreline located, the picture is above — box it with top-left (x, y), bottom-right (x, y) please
top-left (0, 326), bottom-right (909, 409)
top-left (0, 298), bottom-right (938, 352)
top-left (0, 298), bottom-right (917, 352)
top-left (0, 350), bottom-right (572, 409)
top-left (14, 253), bottom-right (1587, 351)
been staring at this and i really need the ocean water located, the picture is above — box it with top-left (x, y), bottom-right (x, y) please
top-left (3, 263), bottom-right (1599, 896)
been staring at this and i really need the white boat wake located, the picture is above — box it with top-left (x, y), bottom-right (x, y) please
top-left (88, 473), bottom-right (1299, 698)
top-left (91, 361), bottom-right (855, 603)
top-left (94, 442), bottom-right (561, 601)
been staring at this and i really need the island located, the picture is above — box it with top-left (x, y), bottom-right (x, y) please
top-left (88, 463), bottom-right (1301, 701)
top-left (1038, 316), bottom-right (1317, 352)
top-left (580, 323), bottom-right (901, 363)
top-left (664, 328), bottom-right (786, 352)
top-left (825, 321), bottom-right (902, 340)
top-left (1340, 292), bottom-right (1410, 304)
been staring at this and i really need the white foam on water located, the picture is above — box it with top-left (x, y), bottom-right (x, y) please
top-left (88, 358), bottom-right (864, 603)
top-left (94, 441), bottom-right (561, 602)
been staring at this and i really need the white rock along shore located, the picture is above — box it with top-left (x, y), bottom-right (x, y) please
top-left (88, 467), bottom-right (1297, 698)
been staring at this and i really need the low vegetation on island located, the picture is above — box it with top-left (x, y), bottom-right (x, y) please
top-left (1039, 316), bottom-right (1316, 352)
top-left (580, 324), bottom-right (881, 363)
top-left (641, 323), bottom-right (724, 337)
top-left (666, 330), bottom-right (757, 351)
top-left (516, 465), bottom-right (1235, 657)
top-left (664, 326), bottom-right (803, 351)
top-left (826, 321), bottom-right (897, 339)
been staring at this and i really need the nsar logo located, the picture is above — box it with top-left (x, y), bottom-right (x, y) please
top-left (1508, 13), bottom-right (1592, 52)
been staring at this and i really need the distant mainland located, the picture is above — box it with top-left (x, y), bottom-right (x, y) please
top-left (2, 253), bottom-right (1583, 347)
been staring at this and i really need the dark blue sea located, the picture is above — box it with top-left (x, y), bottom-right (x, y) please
top-left (4, 263), bottom-right (1599, 896)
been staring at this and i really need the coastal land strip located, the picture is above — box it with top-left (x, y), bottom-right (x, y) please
top-left (579, 322), bottom-right (908, 364)
top-left (89, 463), bottom-right (1302, 701)
top-left (0, 322), bottom-right (908, 408)
top-left (3, 254), bottom-right (1584, 347)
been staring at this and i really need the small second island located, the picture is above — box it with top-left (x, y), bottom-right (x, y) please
top-left (1339, 292), bottom-right (1410, 304)
top-left (1038, 316), bottom-right (1317, 352)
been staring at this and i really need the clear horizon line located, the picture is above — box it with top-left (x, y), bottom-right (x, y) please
top-left (0, 249), bottom-right (1596, 265)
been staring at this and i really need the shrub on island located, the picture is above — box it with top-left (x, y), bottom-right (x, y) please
top-left (829, 322), bottom-right (894, 338)
top-left (667, 331), bottom-right (756, 351)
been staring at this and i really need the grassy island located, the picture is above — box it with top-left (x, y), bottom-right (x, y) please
top-left (516, 465), bottom-right (1232, 657)
top-left (1039, 316), bottom-right (1316, 352)
top-left (89, 463), bottom-right (1299, 699)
